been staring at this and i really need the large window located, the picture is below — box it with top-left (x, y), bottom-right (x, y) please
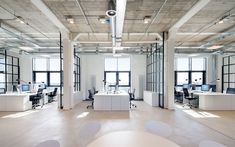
top-left (33, 58), bottom-right (61, 87)
top-left (0, 51), bottom-right (20, 92)
top-left (175, 57), bottom-right (206, 86)
top-left (104, 58), bottom-right (131, 90)
top-left (222, 55), bottom-right (235, 91)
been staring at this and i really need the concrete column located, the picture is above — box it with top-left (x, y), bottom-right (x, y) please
top-left (62, 31), bottom-right (74, 109)
top-left (164, 29), bottom-right (177, 110)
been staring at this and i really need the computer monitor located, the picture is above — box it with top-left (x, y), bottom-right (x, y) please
top-left (201, 84), bottom-right (210, 91)
top-left (21, 84), bottom-right (30, 92)
top-left (182, 84), bottom-right (189, 89)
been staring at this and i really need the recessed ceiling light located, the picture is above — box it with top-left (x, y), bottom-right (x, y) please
top-left (207, 45), bottom-right (223, 50)
top-left (16, 16), bottom-right (24, 24)
top-left (143, 16), bottom-right (151, 24)
top-left (66, 16), bottom-right (74, 24)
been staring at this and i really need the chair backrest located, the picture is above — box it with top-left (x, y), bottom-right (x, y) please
top-left (88, 89), bottom-right (93, 99)
top-left (53, 88), bottom-right (58, 95)
top-left (182, 88), bottom-right (189, 97)
top-left (37, 88), bottom-right (44, 97)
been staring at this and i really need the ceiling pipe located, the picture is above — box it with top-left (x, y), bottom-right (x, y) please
top-left (106, 0), bottom-right (117, 54)
top-left (115, 0), bottom-right (127, 47)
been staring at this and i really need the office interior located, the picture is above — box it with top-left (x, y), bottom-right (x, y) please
top-left (0, 0), bottom-right (234, 147)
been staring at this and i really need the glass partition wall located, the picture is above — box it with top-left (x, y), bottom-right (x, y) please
top-left (146, 43), bottom-right (164, 108)
top-left (222, 55), bottom-right (235, 91)
top-left (0, 51), bottom-right (20, 93)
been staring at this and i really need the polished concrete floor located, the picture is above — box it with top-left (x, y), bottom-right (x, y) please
top-left (0, 101), bottom-right (234, 147)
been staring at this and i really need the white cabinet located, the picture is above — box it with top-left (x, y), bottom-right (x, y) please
top-left (94, 92), bottom-right (129, 111)
top-left (143, 91), bottom-right (158, 107)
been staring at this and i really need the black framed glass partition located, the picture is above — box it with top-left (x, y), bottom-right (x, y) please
top-left (146, 43), bottom-right (164, 108)
top-left (74, 50), bottom-right (81, 92)
top-left (222, 55), bottom-right (235, 92)
top-left (0, 51), bottom-right (20, 92)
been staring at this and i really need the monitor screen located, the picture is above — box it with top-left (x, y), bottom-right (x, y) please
top-left (182, 84), bottom-right (189, 89)
top-left (22, 84), bottom-right (30, 92)
top-left (201, 84), bottom-right (209, 91)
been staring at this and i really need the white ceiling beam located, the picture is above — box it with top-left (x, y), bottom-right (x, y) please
top-left (169, 0), bottom-right (210, 32)
top-left (75, 41), bottom-right (160, 44)
top-left (31, 0), bottom-right (69, 33)
top-left (116, 0), bottom-right (127, 39)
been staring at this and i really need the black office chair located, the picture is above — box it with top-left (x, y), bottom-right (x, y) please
top-left (48, 88), bottom-right (58, 103)
top-left (87, 89), bottom-right (94, 109)
top-left (30, 88), bottom-right (44, 109)
top-left (174, 88), bottom-right (183, 103)
top-left (182, 88), bottom-right (198, 108)
top-left (92, 87), bottom-right (98, 94)
top-left (128, 88), bottom-right (137, 108)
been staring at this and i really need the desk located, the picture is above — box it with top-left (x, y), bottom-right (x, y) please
top-left (194, 92), bottom-right (235, 110)
top-left (94, 92), bottom-right (129, 110)
top-left (0, 92), bottom-right (36, 111)
top-left (87, 131), bottom-right (180, 147)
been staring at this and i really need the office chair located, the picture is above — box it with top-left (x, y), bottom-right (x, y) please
top-left (182, 88), bottom-right (198, 108)
top-left (92, 87), bottom-right (98, 94)
top-left (87, 89), bottom-right (94, 109)
top-left (30, 88), bottom-right (44, 109)
top-left (174, 88), bottom-right (183, 103)
top-left (128, 88), bottom-right (137, 108)
top-left (48, 88), bottom-right (58, 103)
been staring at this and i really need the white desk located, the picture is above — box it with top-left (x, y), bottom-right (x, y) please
top-left (94, 92), bottom-right (129, 111)
top-left (0, 92), bottom-right (35, 111)
top-left (194, 92), bottom-right (235, 110)
top-left (87, 131), bottom-right (180, 147)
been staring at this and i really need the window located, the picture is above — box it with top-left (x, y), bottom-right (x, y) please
top-left (33, 58), bottom-right (61, 87)
top-left (104, 57), bottom-right (131, 88)
top-left (176, 58), bottom-right (189, 71)
top-left (175, 57), bottom-right (206, 86)
top-left (49, 59), bottom-right (60, 71)
top-left (33, 58), bottom-right (47, 71)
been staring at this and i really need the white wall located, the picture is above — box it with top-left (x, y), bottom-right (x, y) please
top-left (130, 55), bottom-right (146, 99)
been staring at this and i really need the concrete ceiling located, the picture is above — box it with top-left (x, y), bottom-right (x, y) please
top-left (0, 0), bottom-right (234, 54)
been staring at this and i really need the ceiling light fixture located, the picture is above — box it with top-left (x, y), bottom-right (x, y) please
top-left (98, 16), bottom-right (108, 24)
top-left (19, 46), bottom-right (34, 51)
top-left (143, 16), bottom-right (151, 24)
top-left (66, 16), bottom-right (74, 24)
top-left (207, 45), bottom-right (223, 50)
top-left (16, 16), bottom-right (24, 24)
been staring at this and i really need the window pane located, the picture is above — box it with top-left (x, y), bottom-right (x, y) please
top-left (191, 72), bottom-right (203, 85)
top-left (49, 58), bottom-right (60, 71)
top-left (192, 58), bottom-right (205, 71)
top-left (119, 72), bottom-right (129, 85)
top-left (177, 72), bottom-right (188, 85)
top-left (105, 58), bottom-right (117, 71)
top-left (106, 72), bottom-right (116, 85)
top-left (35, 73), bottom-right (47, 84)
top-left (34, 59), bottom-right (47, 71)
top-left (177, 58), bottom-right (189, 71)
top-left (118, 58), bottom-right (130, 71)
top-left (0, 74), bottom-right (5, 82)
top-left (50, 73), bottom-right (60, 85)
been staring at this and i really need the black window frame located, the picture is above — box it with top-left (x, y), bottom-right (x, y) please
top-left (104, 71), bottom-right (131, 87)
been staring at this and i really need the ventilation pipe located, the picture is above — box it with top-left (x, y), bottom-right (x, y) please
top-left (106, 0), bottom-right (116, 53)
